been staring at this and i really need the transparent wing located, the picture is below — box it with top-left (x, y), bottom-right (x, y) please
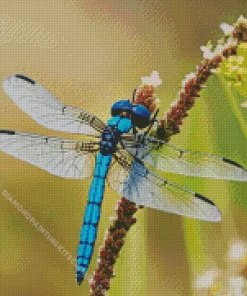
top-left (107, 151), bottom-right (221, 222)
top-left (122, 134), bottom-right (247, 181)
top-left (3, 75), bottom-right (106, 136)
top-left (0, 130), bottom-right (100, 179)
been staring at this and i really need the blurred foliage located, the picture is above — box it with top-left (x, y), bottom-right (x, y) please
top-left (220, 43), bottom-right (247, 127)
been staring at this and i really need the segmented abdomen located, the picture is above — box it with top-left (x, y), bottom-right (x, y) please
top-left (76, 152), bottom-right (112, 284)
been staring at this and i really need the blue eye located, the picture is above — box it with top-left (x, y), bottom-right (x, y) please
top-left (131, 105), bottom-right (150, 128)
top-left (111, 100), bottom-right (132, 116)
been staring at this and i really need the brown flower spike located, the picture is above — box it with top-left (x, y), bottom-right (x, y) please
top-left (90, 16), bottom-right (247, 295)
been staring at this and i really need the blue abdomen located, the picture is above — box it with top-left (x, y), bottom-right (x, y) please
top-left (76, 153), bottom-right (112, 284)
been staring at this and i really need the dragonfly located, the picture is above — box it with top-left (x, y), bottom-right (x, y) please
top-left (1, 74), bottom-right (247, 285)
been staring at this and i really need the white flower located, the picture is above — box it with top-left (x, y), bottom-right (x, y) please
top-left (229, 276), bottom-right (245, 288)
top-left (241, 101), bottom-right (247, 107)
top-left (236, 15), bottom-right (247, 27)
top-left (229, 242), bottom-right (246, 260)
top-left (214, 37), bottom-right (238, 56)
top-left (226, 36), bottom-right (238, 47)
top-left (194, 268), bottom-right (220, 289)
top-left (214, 44), bottom-right (226, 55)
top-left (220, 23), bottom-right (234, 35)
top-left (200, 45), bottom-right (215, 60)
top-left (229, 276), bottom-right (246, 296)
top-left (182, 72), bottom-right (196, 87)
top-left (185, 72), bottom-right (196, 80)
top-left (141, 71), bottom-right (162, 87)
top-left (170, 100), bottom-right (178, 108)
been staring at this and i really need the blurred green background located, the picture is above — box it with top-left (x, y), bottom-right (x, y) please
top-left (0, 1), bottom-right (247, 295)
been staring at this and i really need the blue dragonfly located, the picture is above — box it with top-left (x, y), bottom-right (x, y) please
top-left (1, 74), bottom-right (247, 284)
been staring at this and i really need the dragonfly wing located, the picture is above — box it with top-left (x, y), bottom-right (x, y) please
top-left (3, 75), bottom-right (106, 136)
top-left (122, 135), bottom-right (247, 181)
top-left (107, 152), bottom-right (221, 222)
top-left (0, 130), bottom-right (99, 179)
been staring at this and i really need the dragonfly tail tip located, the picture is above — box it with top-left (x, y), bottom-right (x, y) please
top-left (76, 278), bottom-right (84, 285)
top-left (76, 272), bottom-right (85, 285)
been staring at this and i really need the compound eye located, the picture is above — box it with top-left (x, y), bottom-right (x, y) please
top-left (131, 105), bottom-right (150, 128)
top-left (111, 100), bottom-right (132, 116)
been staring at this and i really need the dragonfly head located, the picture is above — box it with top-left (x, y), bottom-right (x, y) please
top-left (111, 100), bottom-right (151, 129)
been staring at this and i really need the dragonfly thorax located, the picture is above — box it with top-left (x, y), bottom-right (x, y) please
top-left (100, 126), bottom-right (120, 155)
top-left (100, 115), bottom-right (132, 155)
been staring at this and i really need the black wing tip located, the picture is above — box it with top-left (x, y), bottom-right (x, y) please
top-left (195, 193), bottom-right (215, 206)
top-left (0, 130), bottom-right (16, 135)
top-left (195, 193), bottom-right (222, 222)
top-left (15, 74), bottom-right (35, 85)
top-left (223, 157), bottom-right (243, 169)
